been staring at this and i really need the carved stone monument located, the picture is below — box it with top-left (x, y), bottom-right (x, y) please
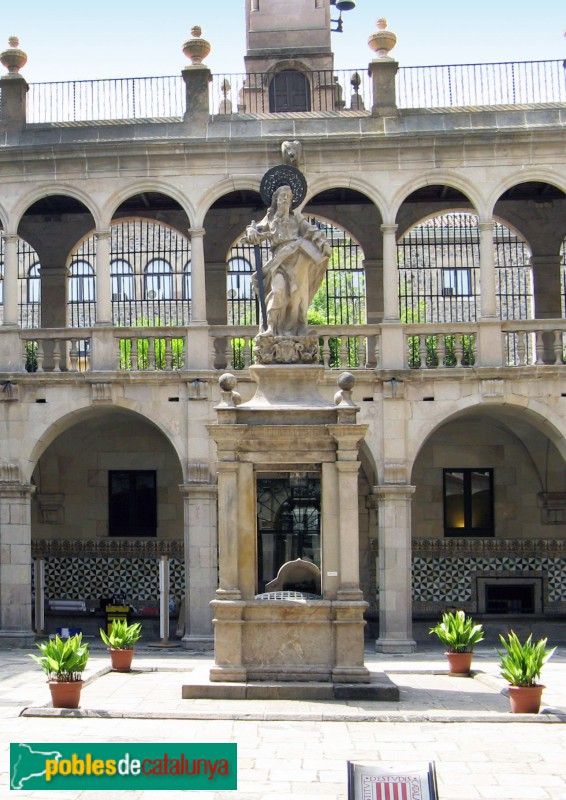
top-left (182, 164), bottom-right (378, 699)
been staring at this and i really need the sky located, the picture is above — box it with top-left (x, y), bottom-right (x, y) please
top-left (0, 0), bottom-right (563, 84)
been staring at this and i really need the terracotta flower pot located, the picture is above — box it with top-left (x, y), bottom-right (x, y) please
top-left (108, 647), bottom-right (134, 672)
top-left (445, 651), bottom-right (474, 676)
top-left (48, 680), bottom-right (83, 709)
top-left (508, 684), bottom-right (544, 714)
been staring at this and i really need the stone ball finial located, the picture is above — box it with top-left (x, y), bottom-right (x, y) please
top-left (182, 25), bottom-right (211, 66)
top-left (368, 17), bottom-right (397, 60)
top-left (0, 36), bottom-right (27, 74)
top-left (219, 373), bottom-right (237, 392)
top-left (338, 371), bottom-right (355, 391)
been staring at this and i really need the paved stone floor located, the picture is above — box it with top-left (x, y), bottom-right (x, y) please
top-left (2, 643), bottom-right (566, 799)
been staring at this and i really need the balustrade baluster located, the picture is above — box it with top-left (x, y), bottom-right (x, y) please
top-left (553, 330), bottom-right (564, 365)
top-left (69, 339), bottom-right (79, 372)
top-left (36, 342), bottom-right (45, 373)
top-left (131, 340), bottom-right (138, 371)
top-left (148, 338), bottom-right (156, 371)
top-left (517, 331), bottom-right (526, 365)
top-left (419, 335), bottom-right (428, 368)
top-left (53, 340), bottom-right (62, 372)
top-left (374, 335), bottom-right (381, 369)
top-left (356, 336), bottom-right (365, 369)
top-left (455, 336), bottom-right (464, 367)
top-left (321, 336), bottom-right (331, 368)
top-left (437, 335), bottom-right (446, 368)
top-left (243, 337), bottom-right (252, 368)
top-left (224, 337), bottom-right (233, 370)
top-left (165, 337), bottom-right (173, 370)
top-left (535, 330), bottom-right (545, 365)
top-left (340, 337), bottom-right (348, 368)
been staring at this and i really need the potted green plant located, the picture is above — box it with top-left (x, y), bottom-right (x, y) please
top-left (100, 619), bottom-right (142, 672)
top-left (30, 632), bottom-right (89, 708)
top-left (498, 631), bottom-right (555, 713)
top-left (429, 609), bottom-right (484, 675)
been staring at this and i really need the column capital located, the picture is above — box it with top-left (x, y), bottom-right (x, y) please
top-left (189, 228), bottom-right (206, 238)
top-left (478, 220), bottom-right (494, 232)
top-left (380, 224), bottom-right (398, 235)
top-left (94, 229), bottom-right (112, 240)
top-left (373, 484), bottom-right (416, 500)
top-left (1, 232), bottom-right (19, 244)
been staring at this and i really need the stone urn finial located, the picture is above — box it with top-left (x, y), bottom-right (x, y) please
top-left (182, 26), bottom-right (211, 66)
top-left (368, 18), bottom-right (397, 60)
top-left (0, 36), bottom-right (27, 74)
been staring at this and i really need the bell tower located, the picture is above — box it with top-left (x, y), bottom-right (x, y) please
top-left (245, 0), bottom-right (334, 74)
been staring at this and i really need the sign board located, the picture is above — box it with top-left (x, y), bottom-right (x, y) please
top-left (347, 761), bottom-right (439, 800)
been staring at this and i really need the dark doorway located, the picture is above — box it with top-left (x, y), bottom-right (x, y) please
top-left (269, 71), bottom-right (311, 112)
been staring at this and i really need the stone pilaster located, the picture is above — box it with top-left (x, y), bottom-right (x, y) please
top-left (179, 481), bottom-right (217, 650)
top-left (0, 474), bottom-right (35, 646)
top-left (374, 484), bottom-right (417, 653)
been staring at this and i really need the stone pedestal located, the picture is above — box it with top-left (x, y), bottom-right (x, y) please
top-left (207, 365), bottom-right (369, 684)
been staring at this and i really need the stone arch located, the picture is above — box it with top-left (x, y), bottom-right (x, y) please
top-left (391, 173), bottom-right (485, 226)
top-left (24, 403), bottom-right (185, 485)
top-left (12, 185), bottom-right (101, 231)
top-left (102, 182), bottom-right (195, 232)
top-left (408, 397), bottom-right (566, 482)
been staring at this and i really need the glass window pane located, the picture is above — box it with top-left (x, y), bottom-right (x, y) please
top-left (444, 471), bottom-right (465, 529)
top-left (471, 470), bottom-right (492, 529)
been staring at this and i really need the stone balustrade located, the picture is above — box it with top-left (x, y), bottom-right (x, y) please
top-left (4, 319), bottom-right (566, 374)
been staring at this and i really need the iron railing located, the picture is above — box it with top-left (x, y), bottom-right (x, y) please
top-left (396, 59), bottom-right (566, 108)
top-left (24, 60), bottom-right (566, 124)
top-left (27, 76), bottom-right (185, 123)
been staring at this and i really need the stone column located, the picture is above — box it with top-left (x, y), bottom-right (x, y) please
top-left (374, 484), bottom-right (416, 653)
top-left (188, 228), bottom-right (207, 324)
top-left (2, 233), bottom-right (19, 327)
top-left (95, 229), bottom-right (112, 325)
top-left (381, 225), bottom-right (399, 322)
top-left (180, 481), bottom-right (217, 650)
top-left (479, 220), bottom-right (497, 319)
top-left (0, 473), bottom-right (35, 645)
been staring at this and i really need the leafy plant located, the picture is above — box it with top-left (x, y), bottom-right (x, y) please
top-left (498, 631), bottom-right (555, 687)
top-left (100, 619), bottom-right (142, 650)
top-left (429, 609), bottom-right (484, 653)
top-left (30, 633), bottom-right (89, 682)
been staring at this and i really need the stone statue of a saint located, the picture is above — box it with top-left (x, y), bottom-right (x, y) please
top-left (244, 185), bottom-right (331, 339)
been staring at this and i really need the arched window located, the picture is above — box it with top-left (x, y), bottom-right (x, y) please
top-left (183, 261), bottom-right (191, 302)
top-left (145, 258), bottom-right (173, 300)
top-left (269, 71), bottom-right (311, 112)
top-left (397, 213), bottom-right (532, 324)
top-left (227, 256), bottom-right (256, 325)
top-left (111, 259), bottom-right (134, 301)
top-left (69, 260), bottom-right (95, 303)
top-left (27, 263), bottom-right (41, 304)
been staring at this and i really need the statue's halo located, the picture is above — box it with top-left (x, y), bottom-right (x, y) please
top-left (260, 164), bottom-right (308, 209)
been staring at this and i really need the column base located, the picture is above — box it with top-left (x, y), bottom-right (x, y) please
top-left (0, 629), bottom-right (36, 647)
top-left (375, 637), bottom-right (417, 654)
top-left (181, 634), bottom-right (214, 651)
